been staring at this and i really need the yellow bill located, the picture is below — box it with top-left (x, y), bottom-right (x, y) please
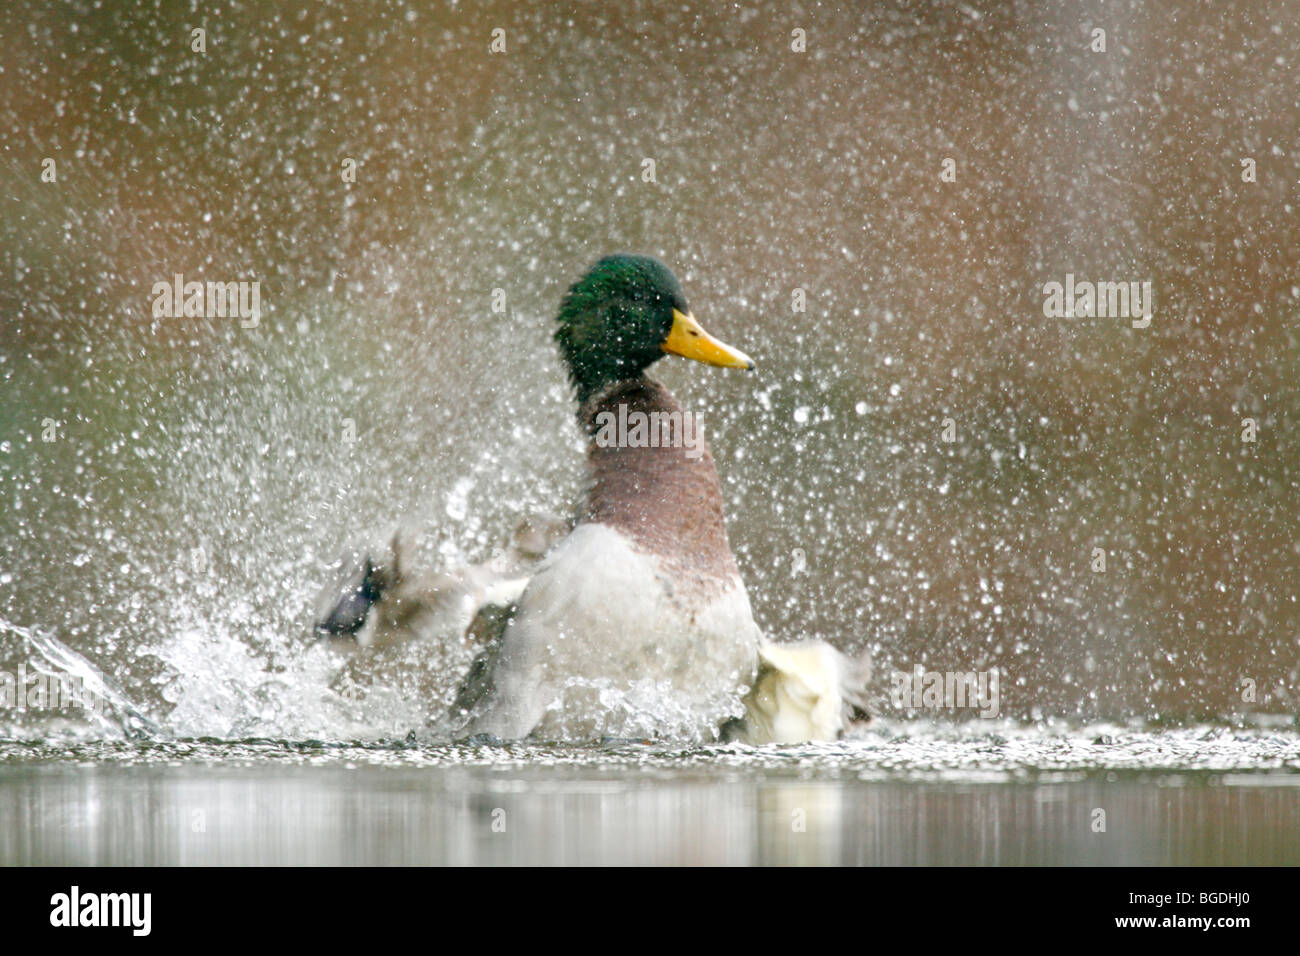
top-left (662, 308), bottom-right (755, 370)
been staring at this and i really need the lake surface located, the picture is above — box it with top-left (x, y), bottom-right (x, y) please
top-left (3, 726), bottom-right (1297, 866)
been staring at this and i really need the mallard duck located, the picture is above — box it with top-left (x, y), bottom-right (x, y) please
top-left (316, 254), bottom-right (871, 743)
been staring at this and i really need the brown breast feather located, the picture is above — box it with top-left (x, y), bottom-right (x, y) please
top-left (577, 377), bottom-right (741, 600)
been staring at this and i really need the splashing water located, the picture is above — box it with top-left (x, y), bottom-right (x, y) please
top-left (2, 618), bottom-right (157, 739)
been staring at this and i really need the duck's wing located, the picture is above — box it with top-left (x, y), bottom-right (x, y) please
top-left (448, 584), bottom-right (531, 720)
top-left (313, 512), bottom-right (566, 649)
top-left (313, 527), bottom-right (428, 647)
top-left (314, 555), bottom-right (393, 642)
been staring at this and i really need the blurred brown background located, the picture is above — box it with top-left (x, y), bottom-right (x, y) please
top-left (1, 0), bottom-right (1296, 729)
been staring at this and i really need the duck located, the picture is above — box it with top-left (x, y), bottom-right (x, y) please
top-left (315, 254), bottom-right (871, 743)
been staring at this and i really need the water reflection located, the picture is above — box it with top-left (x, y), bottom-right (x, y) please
top-left (2, 766), bottom-right (1296, 865)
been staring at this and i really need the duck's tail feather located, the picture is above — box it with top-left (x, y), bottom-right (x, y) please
top-left (838, 645), bottom-right (873, 725)
top-left (731, 639), bottom-right (872, 745)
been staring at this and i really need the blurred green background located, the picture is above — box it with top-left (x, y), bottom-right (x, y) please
top-left (1, 0), bottom-right (1296, 733)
